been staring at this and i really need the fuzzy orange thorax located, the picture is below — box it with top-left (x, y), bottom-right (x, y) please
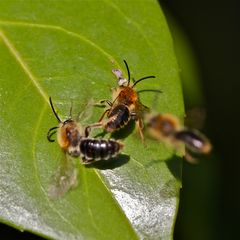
top-left (117, 86), bottom-right (138, 106)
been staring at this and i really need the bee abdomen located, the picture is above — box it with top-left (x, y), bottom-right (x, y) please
top-left (80, 138), bottom-right (123, 163)
top-left (175, 130), bottom-right (212, 154)
top-left (106, 104), bottom-right (130, 131)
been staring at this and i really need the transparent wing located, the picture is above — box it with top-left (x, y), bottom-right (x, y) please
top-left (48, 153), bottom-right (79, 200)
top-left (77, 98), bottom-right (94, 125)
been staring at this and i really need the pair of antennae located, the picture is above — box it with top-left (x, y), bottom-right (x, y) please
top-left (123, 59), bottom-right (156, 87)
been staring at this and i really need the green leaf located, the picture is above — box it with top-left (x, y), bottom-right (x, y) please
top-left (0, 0), bottom-right (183, 239)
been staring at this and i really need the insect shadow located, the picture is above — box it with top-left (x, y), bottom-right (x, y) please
top-left (144, 154), bottom-right (182, 181)
top-left (110, 119), bottom-right (135, 140)
top-left (85, 153), bottom-right (130, 170)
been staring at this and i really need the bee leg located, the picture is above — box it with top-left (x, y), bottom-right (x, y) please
top-left (174, 141), bottom-right (198, 164)
top-left (84, 109), bottom-right (110, 137)
top-left (136, 118), bottom-right (145, 144)
top-left (98, 108), bottom-right (110, 122)
top-left (100, 99), bottom-right (113, 107)
top-left (184, 151), bottom-right (199, 164)
top-left (94, 99), bottom-right (113, 107)
top-left (130, 112), bottom-right (137, 120)
top-left (131, 112), bottom-right (145, 143)
top-left (84, 123), bottom-right (103, 137)
top-left (84, 126), bottom-right (90, 137)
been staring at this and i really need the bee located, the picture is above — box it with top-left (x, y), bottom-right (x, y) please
top-left (47, 97), bottom-right (124, 164)
top-left (86, 60), bottom-right (156, 141)
top-left (146, 113), bottom-right (212, 163)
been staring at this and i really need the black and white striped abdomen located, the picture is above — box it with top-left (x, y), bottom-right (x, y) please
top-left (80, 138), bottom-right (123, 164)
top-left (174, 129), bottom-right (212, 154)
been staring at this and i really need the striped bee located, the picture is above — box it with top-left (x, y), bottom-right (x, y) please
top-left (86, 60), bottom-right (156, 142)
top-left (47, 97), bottom-right (123, 163)
top-left (146, 113), bottom-right (212, 163)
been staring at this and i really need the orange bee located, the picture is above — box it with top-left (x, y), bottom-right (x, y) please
top-left (86, 60), bottom-right (156, 141)
top-left (146, 113), bottom-right (212, 163)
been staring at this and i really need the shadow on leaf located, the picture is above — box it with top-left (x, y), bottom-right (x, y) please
top-left (111, 120), bottom-right (135, 140)
top-left (160, 179), bottom-right (179, 199)
top-left (85, 154), bottom-right (130, 170)
top-left (145, 154), bottom-right (182, 181)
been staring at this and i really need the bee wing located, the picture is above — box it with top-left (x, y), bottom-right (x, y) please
top-left (184, 151), bottom-right (199, 164)
top-left (185, 107), bottom-right (206, 130)
top-left (137, 102), bottom-right (150, 116)
top-left (48, 154), bottom-right (79, 200)
top-left (77, 98), bottom-right (94, 124)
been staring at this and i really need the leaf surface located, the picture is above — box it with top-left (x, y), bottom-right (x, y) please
top-left (0, 1), bottom-right (183, 239)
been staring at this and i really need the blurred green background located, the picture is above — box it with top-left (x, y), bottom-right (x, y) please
top-left (162, 0), bottom-right (240, 239)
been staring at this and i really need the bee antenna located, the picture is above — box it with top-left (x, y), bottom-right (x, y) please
top-left (47, 126), bottom-right (58, 142)
top-left (123, 60), bottom-right (131, 86)
top-left (132, 75), bottom-right (156, 88)
top-left (49, 97), bottom-right (62, 123)
top-left (137, 89), bottom-right (162, 94)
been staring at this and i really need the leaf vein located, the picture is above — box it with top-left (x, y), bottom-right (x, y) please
top-left (0, 29), bottom-right (49, 102)
top-left (0, 20), bottom-right (121, 69)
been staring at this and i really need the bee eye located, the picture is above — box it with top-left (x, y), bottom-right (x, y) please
top-left (66, 130), bottom-right (72, 139)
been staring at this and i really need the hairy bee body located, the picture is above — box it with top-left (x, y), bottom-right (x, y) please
top-left (114, 86), bottom-right (138, 107)
top-left (147, 113), bottom-right (212, 162)
top-left (147, 113), bottom-right (180, 138)
top-left (80, 138), bottom-right (123, 164)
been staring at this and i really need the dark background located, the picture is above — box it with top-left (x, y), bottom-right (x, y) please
top-left (1, 0), bottom-right (240, 239)
top-left (161, 0), bottom-right (240, 239)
